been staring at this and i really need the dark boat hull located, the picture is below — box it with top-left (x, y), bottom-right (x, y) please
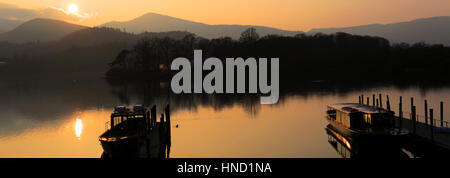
top-left (326, 117), bottom-right (408, 144)
top-left (100, 136), bottom-right (143, 158)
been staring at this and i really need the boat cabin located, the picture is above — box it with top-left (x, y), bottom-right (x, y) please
top-left (327, 103), bottom-right (395, 130)
top-left (110, 105), bottom-right (148, 128)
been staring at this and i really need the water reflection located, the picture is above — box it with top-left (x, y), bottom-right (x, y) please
top-left (75, 118), bottom-right (83, 140)
top-left (1, 78), bottom-right (450, 157)
top-left (325, 124), bottom-right (410, 158)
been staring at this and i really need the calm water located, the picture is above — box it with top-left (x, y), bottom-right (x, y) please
top-left (1, 78), bottom-right (450, 158)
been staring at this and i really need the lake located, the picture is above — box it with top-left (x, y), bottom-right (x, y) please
top-left (1, 78), bottom-right (449, 158)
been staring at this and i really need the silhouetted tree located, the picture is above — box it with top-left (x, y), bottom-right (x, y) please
top-left (239, 27), bottom-right (259, 43)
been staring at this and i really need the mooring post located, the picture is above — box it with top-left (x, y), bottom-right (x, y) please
top-left (398, 96), bottom-right (403, 130)
top-left (373, 94), bottom-right (375, 106)
top-left (399, 96), bottom-right (403, 119)
top-left (412, 106), bottom-right (416, 134)
top-left (424, 100), bottom-right (428, 125)
top-left (386, 95), bottom-right (391, 111)
top-left (379, 94), bottom-right (383, 108)
top-left (411, 97), bottom-right (414, 114)
top-left (359, 96), bottom-right (361, 104)
top-left (376, 99), bottom-right (379, 107)
top-left (165, 104), bottom-right (172, 149)
top-left (165, 104), bottom-right (171, 129)
top-left (362, 94), bottom-right (364, 104)
top-left (367, 97), bottom-right (369, 105)
top-left (151, 105), bottom-right (156, 126)
top-left (430, 109), bottom-right (434, 141)
top-left (440, 102), bottom-right (444, 127)
top-left (160, 113), bottom-right (165, 124)
top-left (146, 111), bottom-right (151, 130)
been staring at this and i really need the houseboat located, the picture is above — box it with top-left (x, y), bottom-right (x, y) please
top-left (326, 103), bottom-right (408, 140)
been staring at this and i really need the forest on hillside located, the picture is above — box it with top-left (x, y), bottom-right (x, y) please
top-left (107, 28), bottom-right (450, 87)
top-left (1, 26), bottom-right (450, 84)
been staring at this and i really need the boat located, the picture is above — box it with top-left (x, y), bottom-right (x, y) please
top-left (326, 103), bottom-right (409, 141)
top-left (99, 104), bottom-right (171, 158)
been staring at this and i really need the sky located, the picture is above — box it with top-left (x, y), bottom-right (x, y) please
top-left (1, 0), bottom-right (450, 31)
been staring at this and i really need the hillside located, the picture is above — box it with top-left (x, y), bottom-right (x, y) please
top-left (309, 16), bottom-right (450, 45)
top-left (101, 12), bottom-right (301, 39)
top-left (0, 18), bottom-right (87, 43)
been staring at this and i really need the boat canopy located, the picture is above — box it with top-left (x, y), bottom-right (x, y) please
top-left (327, 103), bottom-right (392, 114)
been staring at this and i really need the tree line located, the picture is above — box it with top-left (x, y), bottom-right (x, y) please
top-left (107, 27), bottom-right (450, 86)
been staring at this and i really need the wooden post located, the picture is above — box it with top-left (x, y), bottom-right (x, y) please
top-left (359, 96), bottom-right (361, 104)
top-left (399, 96), bottom-right (403, 119)
top-left (373, 94), bottom-right (375, 106)
top-left (147, 111), bottom-right (151, 131)
top-left (412, 106), bottom-right (416, 134)
top-left (367, 97), bottom-right (369, 105)
top-left (165, 104), bottom-right (172, 150)
top-left (160, 114), bottom-right (165, 124)
top-left (151, 105), bottom-right (156, 126)
top-left (430, 109), bottom-right (434, 141)
top-left (399, 96), bottom-right (403, 130)
top-left (424, 100), bottom-right (428, 125)
top-left (386, 95), bottom-right (391, 111)
top-left (165, 104), bottom-right (171, 129)
top-left (379, 94), bottom-right (383, 108)
top-left (440, 102), bottom-right (444, 127)
top-left (376, 99), bottom-right (379, 107)
top-left (362, 94), bottom-right (364, 104)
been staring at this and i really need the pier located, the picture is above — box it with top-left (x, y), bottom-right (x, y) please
top-left (358, 94), bottom-right (450, 155)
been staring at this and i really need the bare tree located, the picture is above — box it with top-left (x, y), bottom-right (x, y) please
top-left (239, 27), bottom-right (259, 42)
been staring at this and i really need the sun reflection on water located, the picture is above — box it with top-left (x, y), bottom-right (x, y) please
top-left (75, 118), bottom-right (83, 140)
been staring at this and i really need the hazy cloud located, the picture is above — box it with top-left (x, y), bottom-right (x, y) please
top-left (50, 6), bottom-right (98, 21)
top-left (0, 3), bottom-right (97, 22)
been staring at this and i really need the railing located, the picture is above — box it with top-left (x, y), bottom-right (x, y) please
top-left (105, 121), bottom-right (111, 131)
top-left (397, 111), bottom-right (450, 128)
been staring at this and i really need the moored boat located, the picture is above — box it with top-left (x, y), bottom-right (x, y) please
top-left (99, 105), bottom-right (151, 158)
top-left (326, 103), bottom-right (409, 141)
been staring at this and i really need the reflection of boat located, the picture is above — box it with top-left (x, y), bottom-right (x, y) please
top-left (326, 124), bottom-right (409, 158)
top-left (99, 104), bottom-right (171, 158)
top-left (326, 103), bottom-right (409, 140)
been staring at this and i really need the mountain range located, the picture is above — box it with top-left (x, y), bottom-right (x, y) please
top-left (1, 13), bottom-right (450, 45)
top-left (309, 16), bottom-right (450, 45)
top-left (100, 13), bottom-right (301, 39)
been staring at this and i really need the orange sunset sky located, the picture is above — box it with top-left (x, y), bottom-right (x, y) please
top-left (1, 0), bottom-right (450, 31)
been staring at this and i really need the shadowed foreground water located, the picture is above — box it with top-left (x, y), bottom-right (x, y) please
top-left (1, 78), bottom-right (450, 157)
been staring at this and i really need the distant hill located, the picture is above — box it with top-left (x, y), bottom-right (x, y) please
top-left (101, 12), bottom-right (301, 39)
top-left (0, 18), bottom-right (23, 33)
top-left (59, 27), bottom-right (193, 47)
top-left (309, 16), bottom-right (450, 46)
top-left (0, 18), bottom-right (87, 43)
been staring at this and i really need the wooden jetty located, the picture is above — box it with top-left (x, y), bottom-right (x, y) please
top-left (99, 104), bottom-right (171, 158)
top-left (358, 94), bottom-right (450, 155)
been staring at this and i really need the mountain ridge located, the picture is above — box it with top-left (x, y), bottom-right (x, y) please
top-left (0, 18), bottom-right (87, 43)
top-left (309, 16), bottom-right (450, 45)
top-left (101, 12), bottom-right (301, 39)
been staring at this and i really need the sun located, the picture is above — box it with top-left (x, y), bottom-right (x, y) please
top-left (68, 3), bottom-right (79, 14)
